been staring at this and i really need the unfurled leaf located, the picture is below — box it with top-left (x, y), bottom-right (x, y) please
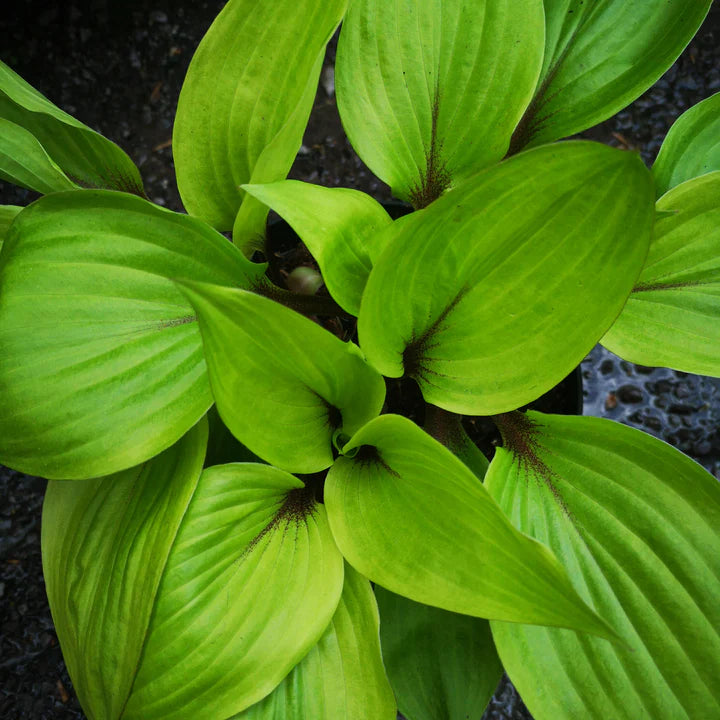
top-left (236, 564), bottom-right (395, 720)
top-left (243, 180), bottom-right (393, 314)
top-left (179, 280), bottom-right (385, 473)
top-left (511, 0), bottom-right (713, 151)
top-left (375, 585), bottom-right (502, 720)
top-left (173, 0), bottom-right (346, 234)
top-left (653, 92), bottom-right (720, 196)
top-left (336, 0), bottom-right (544, 205)
top-left (42, 419), bottom-right (208, 720)
top-left (486, 411), bottom-right (720, 720)
top-left (0, 60), bottom-right (144, 194)
top-left (0, 190), bottom-right (263, 479)
top-left (602, 172), bottom-right (720, 375)
top-left (0, 204), bottom-right (21, 251)
top-left (325, 414), bottom-right (617, 640)
top-left (359, 142), bottom-right (654, 415)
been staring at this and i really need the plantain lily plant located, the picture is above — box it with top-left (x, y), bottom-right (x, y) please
top-left (2, 1), bottom-right (720, 719)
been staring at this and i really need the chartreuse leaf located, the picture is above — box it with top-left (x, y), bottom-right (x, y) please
top-left (173, 0), bottom-right (346, 233)
top-left (359, 142), bottom-right (654, 415)
top-left (653, 92), bottom-right (720, 196)
top-left (325, 414), bottom-right (617, 641)
top-left (602, 172), bottom-right (720, 376)
top-left (486, 411), bottom-right (720, 720)
top-left (511, 0), bottom-right (713, 151)
top-left (42, 418), bottom-right (208, 720)
top-left (0, 204), bottom-right (21, 251)
top-left (178, 280), bottom-right (386, 473)
top-left (336, 0), bottom-right (544, 205)
top-left (0, 190), bottom-right (264, 480)
top-left (375, 585), bottom-right (502, 720)
top-left (0, 117), bottom-right (78, 193)
top-left (0, 60), bottom-right (143, 194)
top-left (243, 180), bottom-right (393, 314)
top-left (235, 563), bottom-right (395, 720)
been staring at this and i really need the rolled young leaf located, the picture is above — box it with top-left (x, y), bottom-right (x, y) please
top-left (359, 141), bottom-right (655, 415)
top-left (243, 180), bottom-right (393, 314)
top-left (486, 411), bottom-right (720, 720)
top-left (235, 563), bottom-right (396, 720)
top-left (336, 0), bottom-right (545, 205)
top-left (653, 92), bottom-right (720, 197)
top-left (173, 0), bottom-right (347, 233)
top-left (325, 414), bottom-right (617, 641)
top-left (178, 280), bottom-right (386, 474)
top-left (601, 172), bottom-right (720, 376)
top-left (375, 585), bottom-right (502, 720)
top-left (0, 190), bottom-right (264, 479)
top-left (510, 0), bottom-right (713, 152)
top-left (0, 60), bottom-right (144, 194)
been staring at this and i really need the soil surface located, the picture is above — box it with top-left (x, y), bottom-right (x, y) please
top-left (1, 2), bottom-right (719, 719)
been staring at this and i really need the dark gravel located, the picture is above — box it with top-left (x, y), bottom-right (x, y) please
top-left (1, 2), bottom-right (719, 718)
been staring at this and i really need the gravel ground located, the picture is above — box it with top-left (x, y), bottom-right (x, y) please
top-left (1, 2), bottom-right (719, 718)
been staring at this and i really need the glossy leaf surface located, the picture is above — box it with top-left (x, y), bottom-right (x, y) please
top-left (42, 420), bottom-right (208, 720)
top-left (359, 142), bottom-right (654, 414)
top-left (326, 414), bottom-right (616, 640)
top-left (179, 280), bottom-right (386, 473)
top-left (236, 564), bottom-right (395, 720)
top-left (602, 172), bottom-right (720, 375)
top-left (486, 412), bottom-right (720, 720)
top-left (653, 92), bottom-right (720, 196)
top-left (336, 0), bottom-right (544, 204)
top-left (173, 0), bottom-right (346, 232)
top-left (0, 60), bottom-right (143, 194)
top-left (243, 180), bottom-right (393, 314)
top-left (375, 585), bottom-right (502, 720)
top-left (0, 190), bottom-right (263, 479)
top-left (511, 0), bottom-right (713, 150)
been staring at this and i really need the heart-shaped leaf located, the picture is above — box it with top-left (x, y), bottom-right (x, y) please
top-left (325, 414), bottom-right (617, 641)
top-left (0, 190), bottom-right (264, 479)
top-left (602, 172), bottom-right (720, 376)
top-left (179, 280), bottom-right (386, 473)
top-left (486, 411), bottom-right (720, 720)
top-left (359, 142), bottom-right (654, 415)
top-left (375, 585), bottom-right (502, 720)
top-left (653, 92), bottom-right (720, 197)
top-left (336, 0), bottom-right (544, 205)
top-left (0, 60), bottom-right (143, 194)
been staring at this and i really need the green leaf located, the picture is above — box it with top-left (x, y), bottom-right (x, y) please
top-left (653, 92), bottom-right (720, 197)
top-left (511, 0), bottom-right (713, 151)
top-left (486, 411), bottom-right (720, 720)
top-left (359, 142), bottom-right (654, 415)
top-left (0, 61), bottom-right (144, 194)
top-left (602, 172), bottom-right (720, 376)
top-left (0, 190), bottom-right (264, 479)
top-left (173, 0), bottom-right (347, 232)
top-left (178, 280), bottom-right (386, 473)
top-left (236, 563), bottom-right (396, 720)
top-left (0, 117), bottom-right (78, 194)
top-left (325, 414), bottom-right (617, 640)
top-left (375, 585), bottom-right (502, 720)
top-left (42, 418), bottom-right (208, 720)
top-left (243, 180), bottom-right (393, 314)
top-left (336, 0), bottom-right (545, 205)
top-left (0, 204), bottom-right (21, 252)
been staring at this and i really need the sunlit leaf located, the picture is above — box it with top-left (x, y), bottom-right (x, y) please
top-left (0, 190), bottom-right (264, 479)
top-left (375, 585), bottom-right (502, 720)
top-left (326, 414), bottom-right (617, 640)
top-left (486, 411), bottom-right (720, 720)
top-left (179, 280), bottom-right (385, 473)
top-left (336, 0), bottom-right (544, 205)
top-left (359, 142), bottom-right (654, 414)
top-left (602, 172), bottom-right (720, 375)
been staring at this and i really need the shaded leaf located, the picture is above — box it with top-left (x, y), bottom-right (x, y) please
top-left (0, 204), bottom-right (21, 252)
top-left (486, 411), bottom-right (720, 720)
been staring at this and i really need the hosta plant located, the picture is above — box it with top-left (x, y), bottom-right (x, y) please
top-left (1, 1), bottom-right (720, 719)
